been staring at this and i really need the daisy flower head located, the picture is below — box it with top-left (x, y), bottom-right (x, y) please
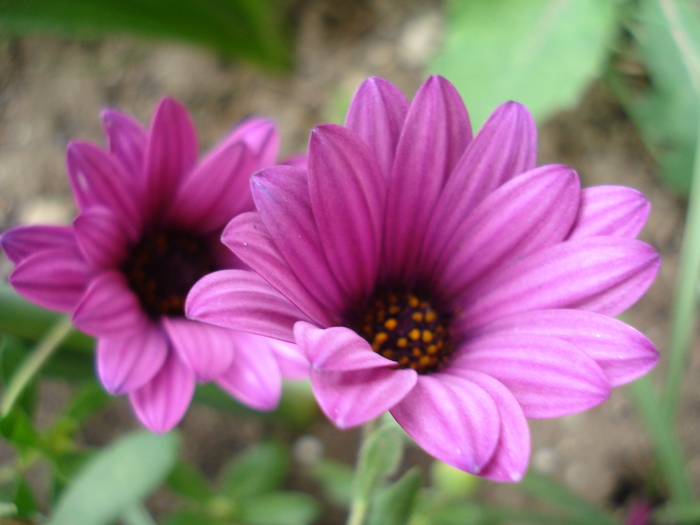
top-left (2, 98), bottom-right (306, 433)
top-left (187, 76), bottom-right (660, 481)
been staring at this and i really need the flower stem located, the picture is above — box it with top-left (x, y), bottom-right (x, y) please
top-left (1, 315), bottom-right (74, 417)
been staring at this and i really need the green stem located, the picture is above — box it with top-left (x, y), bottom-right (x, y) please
top-left (121, 504), bottom-right (157, 525)
top-left (1, 316), bottom-right (74, 417)
top-left (346, 420), bottom-right (377, 525)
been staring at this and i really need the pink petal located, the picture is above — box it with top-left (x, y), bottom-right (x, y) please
top-left (129, 352), bottom-right (196, 433)
top-left (96, 323), bottom-right (169, 394)
top-left (311, 366), bottom-right (417, 429)
top-left (431, 165), bottom-right (580, 299)
top-left (66, 141), bottom-right (141, 238)
top-left (73, 207), bottom-right (131, 269)
top-left (294, 321), bottom-right (394, 372)
top-left (450, 333), bottom-right (610, 418)
top-left (101, 108), bottom-right (148, 178)
top-left (166, 141), bottom-right (256, 233)
top-left (391, 373), bottom-right (499, 474)
top-left (463, 237), bottom-right (661, 328)
top-left (568, 186), bottom-right (651, 240)
top-left (215, 117), bottom-right (280, 169)
top-left (308, 125), bottom-right (385, 299)
top-left (162, 317), bottom-right (235, 383)
top-left (143, 98), bottom-right (198, 218)
top-left (385, 75), bottom-right (472, 282)
top-left (216, 333), bottom-right (282, 411)
top-left (264, 337), bottom-right (309, 379)
top-left (282, 154), bottom-right (308, 169)
top-left (186, 269), bottom-right (309, 343)
top-left (344, 77), bottom-right (409, 180)
top-left (251, 167), bottom-right (346, 316)
top-left (223, 211), bottom-right (335, 326)
top-left (444, 370), bottom-right (529, 482)
top-left (1, 225), bottom-right (76, 264)
top-left (9, 246), bottom-right (93, 312)
top-left (72, 270), bottom-right (149, 337)
top-left (475, 309), bottom-right (659, 387)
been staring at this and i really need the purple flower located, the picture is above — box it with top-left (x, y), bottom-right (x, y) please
top-left (1, 98), bottom-right (307, 433)
top-left (187, 76), bottom-right (660, 481)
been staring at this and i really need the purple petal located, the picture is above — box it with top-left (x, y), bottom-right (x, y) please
top-left (101, 109), bottom-right (148, 177)
top-left (264, 337), bottom-right (308, 379)
top-left (1, 225), bottom-right (76, 264)
top-left (143, 98), bottom-right (198, 218)
top-left (72, 270), bottom-right (149, 337)
top-left (216, 333), bottom-right (282, 411)
top-left (463, 237), bottom-right (661, 328)
top-left (282, 154), bottom-right (308, 169)
top-left (385, 75), bottom-right (472, 281)
top-left (568, 186), bottom-right (651, 240)
top-left (450, 333), bottom-right (610, 418)
top-left (162, 317), bottom-right (235, 383)
top-left (308, 125), bottom-right (385, 299)
top-left (96, 323), bottom-right (169, 394)
top-left (222, 212), bottom-right (333, 325)
top-left (344, 77), bottom-right (409, 180)
top-left (431, 165), bottom-right (580, 299)
top-left (215, 117), bottom-right (279, 169)
top-left (391, 373), bottom-right (499, 474)
top-left (294, 321), bottom-right (394, 372)
top-left (311, 367), bottom-right (417, 429)
top-left (186, 269), bottom-right (309, 343)
top-left (444, 370), bottom-right (529, 482)
top-left (129, 352), bottom-right (196, 433)
top-left (475, 309), bottom-right (659, 387)
top-left (73, 207), bottom-right (131, 269)
top-left (251, 167), bottom-right (347, 316)
top-left (166, 141), bottom-right (256, 233)
top-left (421, 102), bottom-right (538, 275)
top-left (9, 246), bottom-right (93, 312)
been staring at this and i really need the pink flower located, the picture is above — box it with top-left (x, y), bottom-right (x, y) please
top-left (1, 98), bottom-right (307, 433)
top-left (187, 76), bottom-right (660, 481)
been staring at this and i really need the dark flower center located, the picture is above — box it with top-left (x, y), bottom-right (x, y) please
top-left (351, 289), bottom-right (455, 374)
top-left (122, 230), bottom-right (215, 318)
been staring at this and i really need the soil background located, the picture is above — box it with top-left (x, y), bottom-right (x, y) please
top-left (0, 0), bottom-right (695, 523)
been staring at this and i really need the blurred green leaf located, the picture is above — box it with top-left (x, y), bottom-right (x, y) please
top-left (163, 509), bottom-right (218, 525)
top-left (0, 336), bottom-right (37, 417)
top-left (353, 424), bottom-right (404, 505)
top-left (0, 0), bottom-right (291, 70)
top-left (167, 461), bottom-right (213, 504)
top-left (0, 409), bottom-right (39, 452)
top-left (0, 501), bottom-right (18, 517)
top-left (429, 460), bottom-right (480, 500)
top-left (368, 467), bottom-right (421, 525)
top-left (47, 430), bottom-right (179, 525)
top-left (222, 442), bottom-right (289, 499)
top-left (237, 491), bottom-right (320, 525)
top-left (431, 0), bottom-right (616, 128)
top-left (63, 381), bottom-right (111, 422)
top-left (13, 475), bottom-right (38, 518)
top-left (310, 458), bottom-right (354, 506)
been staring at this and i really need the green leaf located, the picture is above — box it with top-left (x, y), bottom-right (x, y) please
top-left (0, 0), bottom-right (291, 70)
top-left (429, 460), bottom-right (480, 499)
top-left (0, 336), bottom-right (37, 417)
top-left (237, 491), bottom-right (321, 525)
top-left (0, 408), bottom-right (39, 451)
top-left (310, 459), bottom-right (354, 506)
top-left (163, 509), bottom-right (218, 525)
top-left (13, 475), bottom-right (38, 518)
top-left (0, 501), bottom-right (18, 517)
top-left (431, 0), bottom-right (616, 128)
top-left (353, 424), bottom-right (404, 504)
top-left (47, 430), bottom-right (180, 525)
top-left (368, 467), bottom-right (421, 525)
top-left (167, 461), bottom-right (212, 503)
top-left (64, 381), bottom-right (111, 422)
top-left (221, 441), bottom-right (289, 499)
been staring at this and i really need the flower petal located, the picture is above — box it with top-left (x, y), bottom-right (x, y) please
top-left (214, 117), bottom-right (280, 169)
top-left (391, 373), bottom-right (499, 474)
top-left (9, 246), bottom-right (93, 312)
top-left (216, 333), bottom-right (282, 411)
top-left (311, 366), bottom-right (417, 429)
top-left (72, 270), bottom-right (149, 337)
top-left (162, 317), bottom-right (236, 383)
top-left (73, 207), bottom-right (131, 269)
top-left (222, 212), bottom-right (333, 325)
top-left (568, 186), bottom-right (651, 240)
top-left (463, 237), bottom-right (661, 327)
top-left (265, 337), bottom-right (308, 379)
top-left (143, 98), bottom-right (198, 218)
top-left (385, 75), bottom-right (472, 281)
top-left (344, 76), bottom-right (409, 180)
top-left (450, 333), bottom-right (610, 418)
top-left (96, 324), bottom-right (169, 394)
top-left (443, 370), bottom-right (529, 482)
top-left (294, 321), bottom-right (394, 372)
top-left (475, 309), bottom-right (659, 387)
top-left (101, 108), bottom-right (148, 178)
top-left (1, 225), bottom-right (76, 264)
top-left (186, 269), bottom-right (309, 343)
top-left (129, 352), bottom-right (196, 433)
top-left (308, 124), bottom-right (385, 299)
